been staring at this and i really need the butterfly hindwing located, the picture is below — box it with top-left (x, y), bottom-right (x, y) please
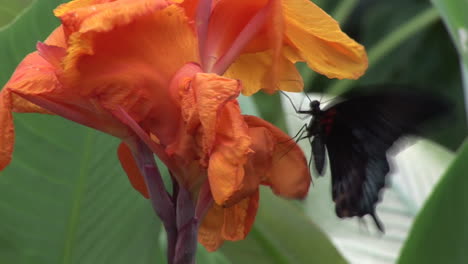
top-left (319, 92), bottom-right (449, 230)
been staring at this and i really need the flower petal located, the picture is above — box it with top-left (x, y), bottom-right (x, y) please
top-left (244, 115), bottom-right (310, 199)
top-left (282, 0), bottom-right (368, 79)
top-left (198, 190), bottom-right (259, 252)
top-left (0, 90), bottom-right (14, 171)
top-left (180, 73), bottom-right (257, 206)
top-left (222, 189), bottom-right (259, 240)
top-left (198, 201), bottom-right (224, 251)
top-left (59, 3), bottom-right (198, 146)
top-left (117, 142), bottom-right (150, 198)
top-left (4, 51), bottom-right (59, 115)
top-left (224, 47), bottom-right (303, 95)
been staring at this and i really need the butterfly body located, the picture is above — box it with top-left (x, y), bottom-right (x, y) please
top-left (294, 92), bottom-right (449, 231)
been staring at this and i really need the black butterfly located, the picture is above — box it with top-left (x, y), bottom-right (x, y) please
top-left (285, 91), bottom-right (450, 231)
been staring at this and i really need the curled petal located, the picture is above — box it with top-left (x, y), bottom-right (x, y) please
top-left (180, 74), bottom-right (254, 206)
top-left (191, 73), bottom-right (242, 157)
top-left (282, 0), bottom-right (368, 79)
top-left (222, 189), bottom-right (259, 241)
top-left (207, 101), bottom-right (252, 206)
top-left (198, 201), bottom-right (224, 251)
top-left (198, 190), bottom-right (259, 251)
top-left (244, 115), bottom-right (311, 199)
top-left (205, 98), bottom-right (252, 206)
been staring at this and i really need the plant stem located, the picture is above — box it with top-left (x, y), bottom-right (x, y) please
top-left (328, 7), bottom-right (440, 95)
top-left (133, 139), bottom-right (177, 263)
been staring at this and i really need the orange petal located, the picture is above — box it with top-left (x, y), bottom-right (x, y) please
top-left (4, 51), bottom-right (60, 115)
top-left (244, 115), bottom-right (310, 199)
top-left (282, 0), bottom-right (368, 79)
top-left (222, 189), bottom-right (259, 240)
top-left (204, 99), bottom-right (252, 205)
top-left (185, 74), bottom-right (254, 206)
top-left (198, 201), bottom-right (224, 251)
top-left (117, 142), bottom-right (149, 198)
top-left (224, 47), bottom-right (303, 95)
top-left (198, 190), bottom-right (259, 252)
top-left (0, 90), bottom-right (14, 171)
top-left (191, 73), bottom-right (243, 157)
top-left (243, 126), bottom-right (275, 183)
top-left (59, 3), bottom-right (198, 145)
top-left (44, 26), bottom-right (67, 48)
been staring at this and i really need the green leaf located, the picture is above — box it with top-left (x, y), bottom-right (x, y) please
top-left (221, 189), bottom-right (346, 264)
top-left (0, 0), bottom-right (67, 85)
top-left (0, 1), bottom-right (164, 263)
top-left (398, 139), bottom-right (468, 264)
top-left (0, 116), bottom-right (162, 263)
top-left (0, 0), bottom-right (33, 28)
top-left (430, 0), bottom-right (468, 118)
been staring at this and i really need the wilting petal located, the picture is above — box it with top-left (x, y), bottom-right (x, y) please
top-left (222, 189), bottom-right (259, 240)
top-left (282, 0), bottom-right (367, 79)
top-left (118, 142), bottom-right (150, 198)
top-left (207, 102), bottom-right (252, 206)
top-left (198, 201), bottom-right (224, 251)
top-left (191, 73), bottom-right (243, 158)
top-left (244, 115), bottom-right (310, 198)
top-left (179, 73), bottom-right (256, 205)
top-left (198, 190), bottom-right (259, 251)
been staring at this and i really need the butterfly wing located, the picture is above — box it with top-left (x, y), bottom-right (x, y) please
top-left (322, 93), bottom-right (449, 231)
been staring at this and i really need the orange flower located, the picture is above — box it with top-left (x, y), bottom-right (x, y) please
top-left (181, 0), bottom-right (368, 95)
top-left (0, 0), bottom-right (366, 255)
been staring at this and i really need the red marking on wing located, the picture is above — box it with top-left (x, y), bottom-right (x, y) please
top-left (321, 109), bottom-right (337, 135)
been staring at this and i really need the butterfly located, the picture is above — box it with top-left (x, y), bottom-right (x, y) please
top-left (284, 90), bottom-right (450, 231)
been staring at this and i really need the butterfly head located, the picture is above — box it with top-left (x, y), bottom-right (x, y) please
top-left (310, 100), bottom-right (321, 116)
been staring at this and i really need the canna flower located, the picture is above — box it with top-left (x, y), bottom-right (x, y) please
top-left (0, 0), bottom-right (367, 259)
top-left (181, 0), bottom-right (368, 95)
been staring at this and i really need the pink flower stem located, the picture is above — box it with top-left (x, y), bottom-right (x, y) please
top-left (211, 0), bottom-right (274, 75)
top-left (196, 0), bottom-right (213, 68)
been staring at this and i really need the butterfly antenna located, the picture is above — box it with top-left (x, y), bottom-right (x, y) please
top-left (279, 91), bottom-right (301, 113)
top-left (318, 92), bottom-right (324, 104)
top-left (304, 92), bottom-right (313, 104)
top-left (320, 94), bottom-right (339, 105)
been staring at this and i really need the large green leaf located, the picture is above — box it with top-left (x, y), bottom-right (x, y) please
top-left (0, 0), bottom-right (66, 84)
top-left (0, 116), bottom-right (163, 263)
top-left (398, 139), bottom-right (468, 264)
top-left (0, 1), bottom-right (166, 263)
top-left (0, 0), bottom-right (33, 28)
top-left (430, 0), bottom-right (468, 120)
top-left (221, 189), bottom-right (347, 264)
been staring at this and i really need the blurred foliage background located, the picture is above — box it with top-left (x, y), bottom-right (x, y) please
top-left (0, 0), bottom-right (466, 263)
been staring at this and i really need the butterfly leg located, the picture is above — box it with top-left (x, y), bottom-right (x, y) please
top-left (280, 91), bottom-right (313, 119)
